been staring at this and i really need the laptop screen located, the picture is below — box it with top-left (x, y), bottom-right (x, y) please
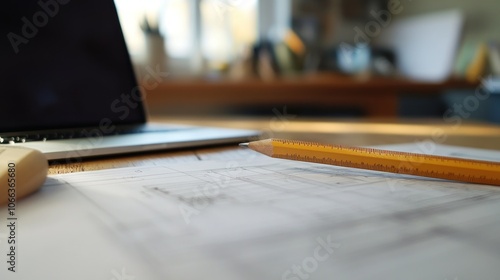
top-left (0, 0), bottom-right (146, 133)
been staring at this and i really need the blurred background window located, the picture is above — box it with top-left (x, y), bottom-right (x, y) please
top-left (115, 0), bottom-right (260, 76)
top-left (113, 0), bottom-right (500, 122)
top-left (200, 0), bottom-right (258, 63)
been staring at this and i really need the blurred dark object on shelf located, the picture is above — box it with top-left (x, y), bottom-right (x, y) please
top-left (251, 30), bottom-right (308, 79)
top-left (371, 47), bottom-right (397, 76)
top-left (319, 44), bottom-right (396, 77)
top-left (336, 44), bottom-right (371, 75)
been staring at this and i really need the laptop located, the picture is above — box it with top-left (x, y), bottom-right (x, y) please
top-left (0, 0), bottom-right (259, 161)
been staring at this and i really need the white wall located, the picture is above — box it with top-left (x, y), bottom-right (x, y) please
top-left (401, 0), bottom-right (500, 42)
top-left (332, 0), bottom-right (500, 45)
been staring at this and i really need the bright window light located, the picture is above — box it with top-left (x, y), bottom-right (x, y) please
top-left (115, 0), bottom-right (257, 58)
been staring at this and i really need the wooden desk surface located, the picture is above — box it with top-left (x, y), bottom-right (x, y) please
top-left (48, 117), bottom-right (500, 175)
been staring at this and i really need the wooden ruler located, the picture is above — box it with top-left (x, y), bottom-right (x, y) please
top-left (243, 139), bottom-right (500, 186)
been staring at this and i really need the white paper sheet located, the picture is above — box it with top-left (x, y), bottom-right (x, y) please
top-left (1, 144), bottom-right (500, 280)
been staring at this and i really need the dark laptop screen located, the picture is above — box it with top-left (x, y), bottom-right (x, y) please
top-left (0, 0), bottom-right (146, 133)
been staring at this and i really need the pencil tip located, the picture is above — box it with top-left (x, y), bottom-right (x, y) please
top-left (239, 143), bottom-right (249, 147)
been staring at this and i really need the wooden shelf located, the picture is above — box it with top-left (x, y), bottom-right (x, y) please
top-left (143, 74), bottom-right (478, 118)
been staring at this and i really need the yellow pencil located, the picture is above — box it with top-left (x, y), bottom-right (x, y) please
top-left (241, 139), bottom-right (500, 186)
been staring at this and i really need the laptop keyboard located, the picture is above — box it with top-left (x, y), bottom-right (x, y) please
top-left (0, 126), bottom-right (178, 144)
